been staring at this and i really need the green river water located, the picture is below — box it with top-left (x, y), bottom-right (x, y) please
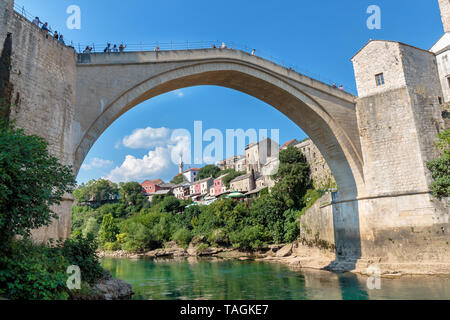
top-left (101, 257), bottom-right (450, 300)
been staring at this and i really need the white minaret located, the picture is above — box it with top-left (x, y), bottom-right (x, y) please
top-left (178, 154), bottom-right (184, 174)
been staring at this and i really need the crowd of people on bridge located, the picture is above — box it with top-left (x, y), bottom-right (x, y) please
top-left (32, 17), bottom-right (66, 45)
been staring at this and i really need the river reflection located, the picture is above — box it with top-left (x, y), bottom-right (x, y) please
top-left (101, 257), bottom-right (450, 300)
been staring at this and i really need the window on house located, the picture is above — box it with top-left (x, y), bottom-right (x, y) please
top-left (375, 73), bottom-right (385, 86)
top-left (447, 76), bottom-right (450, 89)
top-left (439, 96), bottom-right (443, 105)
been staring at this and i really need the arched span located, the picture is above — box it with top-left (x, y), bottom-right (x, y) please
top-left (74, 49), bottom-right (365, 200)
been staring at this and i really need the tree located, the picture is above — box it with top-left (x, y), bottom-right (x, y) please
top-left (271, 146), bottom-right (312, 209)
top-left (99, 214), bottom-right (119, 244)
top-left (196, 165), bottom-right (221, 181)
top-left (0, 123), bottom-right (75, 250)
top-left (427, 129), bottom-right (450, 198)
top-left (171, 174), bottom-right (187, 185)
top-left (120, 181), bottom-right (146, 207)
top-left (161, 196), bottom-right (181, 213)
top-left (73, 179), bottom-right (119, 206)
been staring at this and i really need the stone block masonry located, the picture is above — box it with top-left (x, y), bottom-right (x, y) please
top-left (0, 4), bottom-right (77, 242)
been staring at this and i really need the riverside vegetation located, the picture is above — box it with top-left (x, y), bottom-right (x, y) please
top-left (73, 130), bottom-right (449, 257)
top-left (0, 121), bottom-right (112, 300)
top-left (72, 146), bottom-right (327, 255)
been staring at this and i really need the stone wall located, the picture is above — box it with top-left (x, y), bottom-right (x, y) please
top-left (1, 7), bottom-right (77, 242)
top-left (442, 102), bottom-right (450, 129)
top-left (296, 139), bottom-right (336, 189)
top-left (352, 41), bottom-right (443, 196)
top-left (439, 0), bottom-right (450, 33)
top-left (299, 193), bottom-right (335, 248)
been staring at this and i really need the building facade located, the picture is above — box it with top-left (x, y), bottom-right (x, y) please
top-left (214, 173), bottom-right (229, 196)
top-left (183, 168), bottom-right (199, 183)
top-left (173, 183), bottom-right (190, 200)
top-left (229, 173), bottom-right (256, 193)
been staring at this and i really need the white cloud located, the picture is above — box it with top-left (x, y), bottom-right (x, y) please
top-left (174, 90), bottom-right (184, 98)
top-left (106, 147), bottom-right (171, 183)
top-left (106, 128), bottom-right (191, 183)
top-left (122, 127), bottom-right (171, 149)
top-left (81, 157), bottom-right (114, 171)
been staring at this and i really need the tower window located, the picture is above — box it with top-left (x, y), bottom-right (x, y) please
top-left (447, 76), bottom-right (450, 88)
top-left (375, 73), bottom-right (385, 86)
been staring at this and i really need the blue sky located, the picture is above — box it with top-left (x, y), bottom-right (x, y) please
top-left (16, 0), bottom-right (445, 184)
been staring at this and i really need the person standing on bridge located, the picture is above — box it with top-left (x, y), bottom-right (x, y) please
top-left (104, 43), bottom-right (111, 53)
top-left (251, 49), bottom-right (256, 56)
top-left (221, 42), bottom-right (227, 49)
top-left (58, 35), bottom-right (65, 45)
top-left (41, 22), bottom-right (49, 33)
top-left (339, 85), bottom-right (343, 91)
top-left (112, 44), bottom-right (119, 53)
top-left (119, 44), bottom-right (126, 52)
top-left (32, 17), bottom-right (42, 27)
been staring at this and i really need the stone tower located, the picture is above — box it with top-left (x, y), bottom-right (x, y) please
top-left (0, 0), bottom-right (14, 52)
top-left (438, 0), bottom-right (450, 33)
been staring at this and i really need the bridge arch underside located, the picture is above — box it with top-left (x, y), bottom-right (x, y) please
top-left (75, 62), bottom-right (364, 201)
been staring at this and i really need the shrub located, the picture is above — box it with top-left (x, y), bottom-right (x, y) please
top-left (0, 123), bottom-right (75, 250)
top-left (283, 209), bottom-right (301, 243)
top-left (120, 221), bottom-right (151, 252)
top-left (99, 214), bottom-right (119, 244)
top-left (172, 228), bottom-right (192, 247)
top-left (427, 129), bottom-right (450, 198)
top-left (229, 225), bottom-right (271, 251)
top-left (59, 234), bottom-right (104, 285)
top-left (0, 240), bottom-right (69, 300)
top-left (82, 217), bottom-right (100, 239)
top-left (103, 241), bottom-right (120, 251)
top-left (208, 228), bottom-right (228, 246)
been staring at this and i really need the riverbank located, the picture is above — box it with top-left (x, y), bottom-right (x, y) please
top-left (98, 240), bottom-right (450, 277)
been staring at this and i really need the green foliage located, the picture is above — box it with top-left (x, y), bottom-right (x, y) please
top-left (427, 129), bottom-right (450, 198)
top-left (160, 196), bottom-right (181, 213)
top-left (171, 174), bottom-right (187, 184)
top-left (99, 214), bottom-right (119, 244)
top-left (283, 209), bottom-right (301, 243)
top-left (0, 240), bottom-right (69, 300)
top-left (82, 217), bottom-right (100, 239)
top-left (271, 146), bottom-right (312, 209)
top-left (196, 165), bottom-right (220, 181)
top-left (0, 235), bottom-right (104, 300)
top-left (172, 228), bottom-right (192, 247)
top-left (229, 225), bottom-right (271, 251)
top-left (120, 220), bottom-right (151, 252)
top-left (0, 124), bottom-right (76, 248)
top-left (59, 234), bottom-right (104, 285)
top-left (208, 228), bottom-right (228, 246)
top-left (119, 181), bottom-right (147, 208)
top-left (73, 179), bottom-right (119, 205)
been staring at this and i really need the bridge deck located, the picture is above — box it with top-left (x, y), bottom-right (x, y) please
top-left (76, 48), bottom-right (357, 103)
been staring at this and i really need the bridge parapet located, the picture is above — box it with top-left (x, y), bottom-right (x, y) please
top-left (77, 49), bottom-right (357, 104)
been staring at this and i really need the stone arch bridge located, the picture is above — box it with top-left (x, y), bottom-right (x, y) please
top-left (1, 0), bottom-right (448, 272)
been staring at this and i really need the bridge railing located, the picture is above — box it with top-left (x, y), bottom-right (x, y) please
top-left (12, 2), bottom-right (357, 95)
top-left (78, 41), bottom-right (357, 95)
top-left (13, 2), bottom-right (76, 48)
